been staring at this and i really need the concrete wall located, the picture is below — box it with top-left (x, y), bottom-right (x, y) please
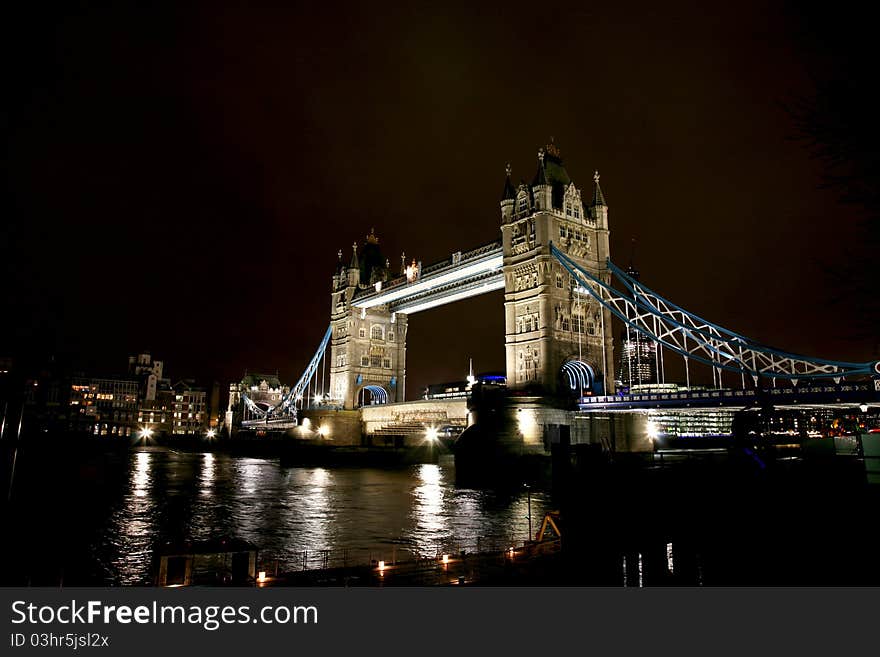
top-left (360, 398), bottom-right (469, 434)
top-left (297, 409), bottom-right (362, 446)
top-left (571, 411), bottom-right (653, 453)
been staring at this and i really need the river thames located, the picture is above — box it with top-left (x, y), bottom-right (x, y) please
top-left (2, 447), bottom-right (550, 585)
top-left (4, 441), bottom-right (880, 586)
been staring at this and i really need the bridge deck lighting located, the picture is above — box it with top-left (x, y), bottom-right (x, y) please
top-left (317, 425), bottom-right (330, 438)
top-left (425, 426), bottom-right (440, 442)
top-left (646, 420), bottom-right (659, 440)
top-left (257, 571), bottom-right (267, 583)
top-left (206, 429), bottom-right (216, 439)
top-left (442, 554), bottom-right (449, 564)
top-left (378, 560), bottom-right (385, 571)
top-left (139, 427), bottom-right (153, 439)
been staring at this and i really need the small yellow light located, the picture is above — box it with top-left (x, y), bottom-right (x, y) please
top-left (257, 571), bottom-right (267, 583)
top-left (442, 554), bottom-right (449, 564)
top-left (378, 560), bottom-right (385, 571)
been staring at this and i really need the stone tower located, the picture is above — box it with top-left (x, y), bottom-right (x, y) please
top-left (500, 141), bottom-right (615, 397)
top-left (328, 230), bottom-right (408, 409)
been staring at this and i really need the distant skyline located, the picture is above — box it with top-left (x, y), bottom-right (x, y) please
top-left (3, 1), bottom-right (877, 396)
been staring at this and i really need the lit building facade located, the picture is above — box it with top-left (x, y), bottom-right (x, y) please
top-left (69, 376), bottom-right (139, 437)
top-left (171, 381), bottom-right (207, 435)
top-left (137, 384), bottom-right (175, 435)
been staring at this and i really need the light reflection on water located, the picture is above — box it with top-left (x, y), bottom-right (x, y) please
top-left (100, 451), bottom-right (549, 585)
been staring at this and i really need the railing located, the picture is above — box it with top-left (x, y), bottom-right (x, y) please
top-left (256, 533), bottom-right (537, 577)
top-left (579, 382), bottom-right (878, 407)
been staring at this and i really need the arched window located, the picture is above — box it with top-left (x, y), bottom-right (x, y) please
top-left (370, 325), bottom-right (384, 340)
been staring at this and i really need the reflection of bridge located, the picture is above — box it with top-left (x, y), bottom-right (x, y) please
top-left (229, 141), bottom-right (879, 446)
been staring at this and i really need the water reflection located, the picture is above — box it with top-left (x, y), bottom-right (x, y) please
top-left (133, 452), bottom-right (150, 498)
top-left (200, 453), bottom-right (215, 496)
top-left (105, 451), bottom-right (158, 584)
top-left (92, 451), bottom-right (553, 584)
top-left (410, 464), bottom-right (446, 556)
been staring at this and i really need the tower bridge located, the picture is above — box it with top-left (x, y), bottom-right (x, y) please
top-left (230, 140), bottom-right (879, 451)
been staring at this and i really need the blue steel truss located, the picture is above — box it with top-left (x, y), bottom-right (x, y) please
top-left (550, 244), bottom-right (880, 382)
top-left (241, 325), bottom-right (332, 420)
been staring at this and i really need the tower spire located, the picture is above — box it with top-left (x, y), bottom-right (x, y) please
top-left (592, 170), bottom-right (607, 206)
top-left (350, 242), bottom-right (359, 269)
top-left (500, 163), bottom-right (516, 201)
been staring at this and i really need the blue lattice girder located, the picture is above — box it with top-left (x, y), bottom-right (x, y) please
top-left (550, 243), bottom-right (879, 381)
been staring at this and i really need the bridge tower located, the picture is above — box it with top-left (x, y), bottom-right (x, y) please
top-left (328, 230), bottom-right (408, 409)
top-left (500, 141), bottom-right (615, 397)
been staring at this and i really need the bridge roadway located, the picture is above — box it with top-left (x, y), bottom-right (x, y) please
top-left (577, 381), bottom-right (880, 412)
top-left (351, 240), bottom-right (503, 314)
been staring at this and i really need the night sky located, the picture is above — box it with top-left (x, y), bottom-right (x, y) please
top-left (3, 1), bottom-right (877, 395)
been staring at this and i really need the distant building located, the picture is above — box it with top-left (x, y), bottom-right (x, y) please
top-left (615, 266), bottom-right (657, 391)
top-left (171, 380), bottom-right (207, 435)
top-left (69, 375), bottom-right (139, 437)
top-left (226, 373), bottom-right (289, 428)
top-left (128, 351), bottom-right (166, 401)
top-left (137, 382), bottom-right (175, 435)
top-left (423, 373), bottom-right (506, 400)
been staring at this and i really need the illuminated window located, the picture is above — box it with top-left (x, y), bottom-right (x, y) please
top-left (371, 325), bottom-right (384, 340)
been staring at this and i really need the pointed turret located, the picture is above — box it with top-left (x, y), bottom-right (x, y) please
top-left (591, 170), bottom-right (607, 207)
top-left (500, 163), bottom-right (517, 223)
top-left (349, 241), bottom-right (359, 269)
top-left (590, 170), bottom-right (608, 229)
top-left (348, 241), bottom-right (360, 286)
top-left (531, 147), bottom-right (551, 210)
